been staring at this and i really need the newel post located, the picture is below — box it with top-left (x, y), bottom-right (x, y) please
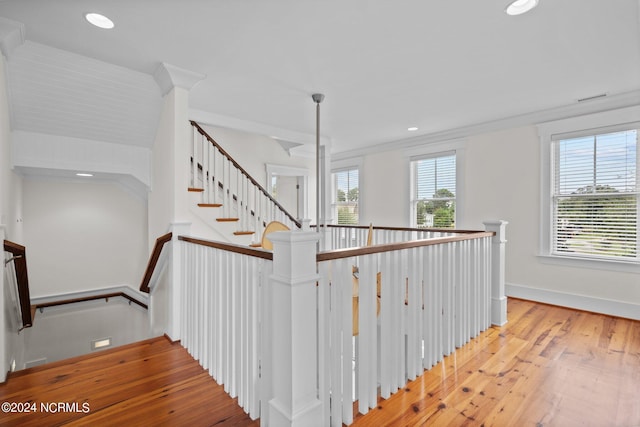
top-left (267, 228), bottom-right (323, 427)
top-left (166, 221), bottom-right (191, 341)
top-left (483, 220), bottom-right (508, 326)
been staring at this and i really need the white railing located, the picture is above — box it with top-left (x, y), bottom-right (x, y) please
top-left (178, 236), bottom-right (273, 421)
top-left (317, 233), bottom-right (493, 425)
top-left (190, 121), bottom-right (300, 242)
top-left (325, 224), bottom-right (468, 250)
top-left (156, 220), bottom-right (507, 426)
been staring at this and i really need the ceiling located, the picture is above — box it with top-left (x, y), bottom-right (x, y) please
top-left (0, 0), bottom-right (639, 154)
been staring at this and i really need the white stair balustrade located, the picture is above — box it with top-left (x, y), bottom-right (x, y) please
top-left (178, 236), bottom-right (273, 420)
top-left (189, 121), bottom-right (301, 245)
top-left (157, 221), bottom-right (505, 425)
top-left (316, 228), bottom-right (499, 426)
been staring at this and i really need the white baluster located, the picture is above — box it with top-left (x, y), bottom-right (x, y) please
top-left (379, 250), bottom-right (392, 399)
top-left (339, 257), bottom-right (354, 425)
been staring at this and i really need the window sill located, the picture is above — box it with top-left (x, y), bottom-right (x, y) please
top-left (537, 253), bottom-right (640, 274)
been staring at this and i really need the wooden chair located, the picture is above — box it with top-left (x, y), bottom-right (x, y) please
top-left (261, 221), bottom-right (290, 251)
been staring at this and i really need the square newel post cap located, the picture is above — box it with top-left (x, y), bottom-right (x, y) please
top-left (268, 230), bottom-right (320, 282)
top-left (483, 220), bottom-right (508, 242)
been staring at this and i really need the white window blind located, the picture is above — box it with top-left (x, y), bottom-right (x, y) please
top-left (333, 168), bottom-right (359, 225)
top-left (412, 153), bottom-right (456, 228)
top-left (552, 129), bottom-right (638, 261)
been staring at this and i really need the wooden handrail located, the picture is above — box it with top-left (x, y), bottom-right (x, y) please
top-left (190, 121), bottom-right (301, 228)
top-left (316, 223), bottom-right (486, 235)
top-left (3, 240), bottom-right (33, 328)
top-left (35, 292), bottom-right (147, 311)
top-left (140, 232), bottom-right (173, 293)
top-left (317, 231), bottom-right (495, 262)
top-left (179, 236), bottom-right (273, 261)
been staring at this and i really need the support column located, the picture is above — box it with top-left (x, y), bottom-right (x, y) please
top-left (268, 229), bottom-right (323, 427)
top-left (484, 220), bottom-right (508, 326)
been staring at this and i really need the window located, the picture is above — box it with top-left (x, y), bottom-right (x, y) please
top-left (411, 152), bottom-right (456, 228)
top-left (551, 129), bottom-right (638, 261)
top-left (332, 168), bottom-right (359, 225)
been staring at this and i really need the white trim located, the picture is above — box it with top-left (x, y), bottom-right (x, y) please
top-left (266, 163), bottom-right (310, 220)
top-left (0, 17), bottom-right (25, 59)
top-left (153, 63), bottom-right (206, 96)
top-left (403, 139), bottom-right (466, 228)
top-left (402, 137), bottom-right (466, 159)
top-left (331, 156), bottom-right (363, 173)
top-left (536, 254), bottom-right (640, 273)
top-left (506, 283), bottom-right (640, 321)
top-left (538, 106), bottom-right (640, 268)
top-left (333, 90), bottom-right (640, 159)
top-left (537, 105), bottom-right (640, 140)
top-left (266, 163), bottom-right (309, 178)
top-left (330, 162), bottom-right (362, 225)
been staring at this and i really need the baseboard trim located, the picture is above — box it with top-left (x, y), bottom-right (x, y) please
top-left (506, 283), bottom-right (640, 321)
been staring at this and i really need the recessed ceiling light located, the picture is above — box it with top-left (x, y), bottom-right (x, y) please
top-left (408, 127), bottom-right (418, 132)
top-left (85, 13), bottom-right (115, 29)
top-left (505, 0), bottom-right (539, 16)
top-left (76, 173), bottom-right (93, 177)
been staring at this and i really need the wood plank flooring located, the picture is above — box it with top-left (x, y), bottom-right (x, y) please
top-left (352, 298), bottom-right (640, 427)
top-left (0, 336), bottom-right (259, 426)
top-left (1, 298), bottom-right (638, 426)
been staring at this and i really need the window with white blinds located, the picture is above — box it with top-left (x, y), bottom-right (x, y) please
top-left (411, 152), bottom-right (456, 228)
top-left (552, 129), bottom-right (638, 261)
top-left (332, 168), bottom-right (359, 225)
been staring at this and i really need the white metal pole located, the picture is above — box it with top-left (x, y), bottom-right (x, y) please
top-left (312, 93), bottom-right (324, 232)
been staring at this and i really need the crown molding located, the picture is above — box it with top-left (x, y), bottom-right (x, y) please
top-left (0, 17), bottom-right (25, 59)
top-left (333, 89), bottom-right (640, 161)
top-left (154, 62), bottom-right (206, 96)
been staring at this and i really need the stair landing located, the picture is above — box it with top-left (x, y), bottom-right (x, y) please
top-left (0, 336), bottom-right (259, 426)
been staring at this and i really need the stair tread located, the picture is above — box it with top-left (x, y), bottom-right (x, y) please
top-left (216, 218), bottom-right (239, 222)
top-left (188, 187), bottom-right (204, 192)
top-left (198, 203), bottom-right (223, 208)
top-left (249, 243), bottom-right (262, 248)
top-left (233, 231), bottom-right (255, 236)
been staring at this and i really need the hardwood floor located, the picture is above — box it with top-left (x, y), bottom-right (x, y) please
top-left (1, 299), bottom-right (638, 426)
top-left (352, 298), bottom-right (640, 427)
top-left (0, 336), bottom-right (259, 427)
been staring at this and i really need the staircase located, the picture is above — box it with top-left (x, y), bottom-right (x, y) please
top-left (188, 121), bottom-right (300, 246)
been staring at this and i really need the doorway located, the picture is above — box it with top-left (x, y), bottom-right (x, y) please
top-left (266, 164), bottom-right (309, 220)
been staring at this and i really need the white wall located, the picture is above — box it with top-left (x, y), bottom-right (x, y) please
top-left (359, 150), bottom-right (408, 226)
top-left (22, 178), bottom-right (148, 298)
top-left (349, 121), bottom-right (640, 319)
top-left (1, 51), bottom-right (24, 381)
top-left (20, 298), bottom-right (149, 368)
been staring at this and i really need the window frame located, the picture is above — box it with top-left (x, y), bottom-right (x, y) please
top-left (405, 139), bottom-right (465, 229)
top-left (331, 158), bottom-right (362, 225)
top-left (538, 106), bottom-right (640, 272)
